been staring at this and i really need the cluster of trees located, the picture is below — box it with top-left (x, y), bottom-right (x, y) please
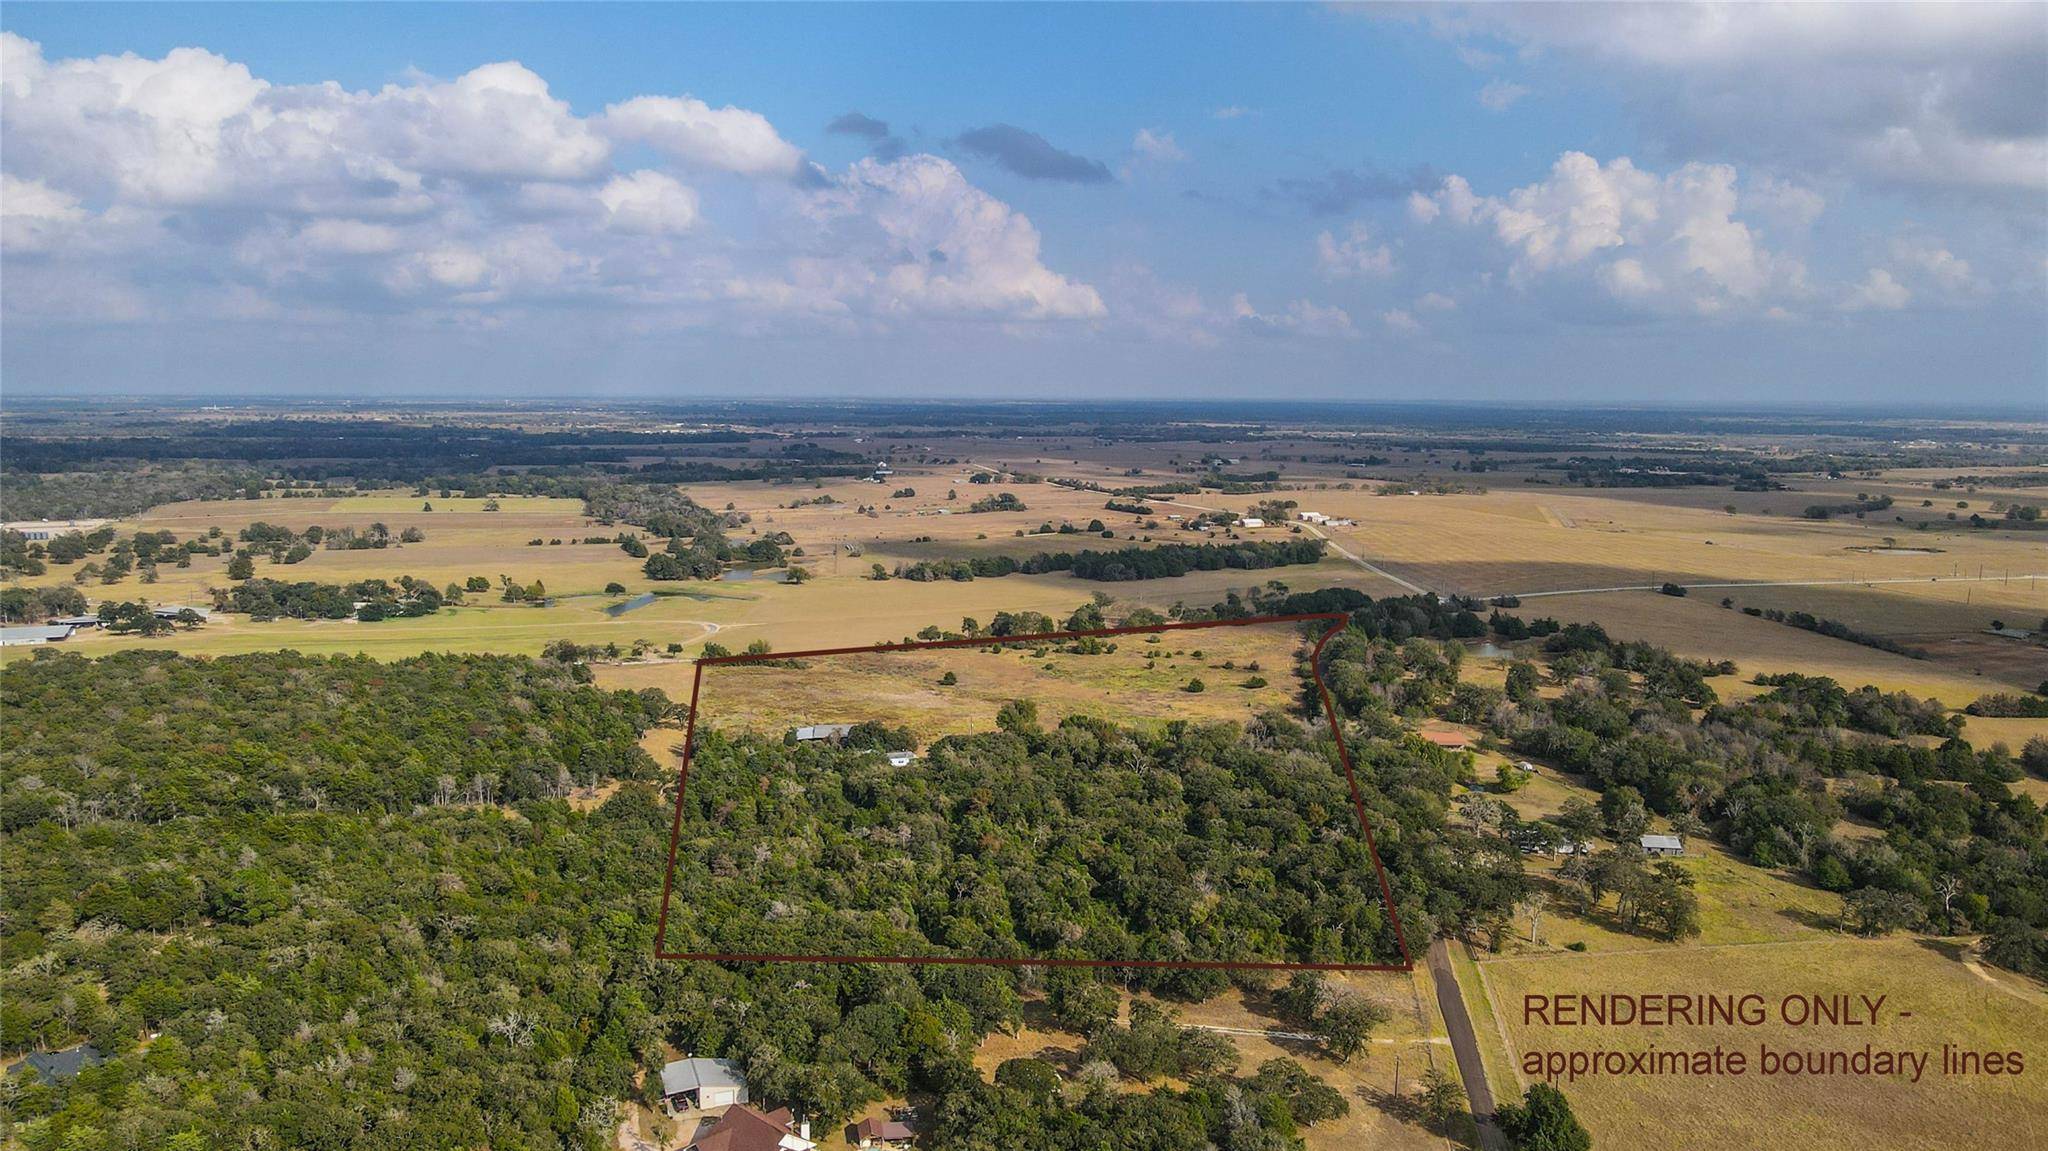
top-left (1801, 494), bottom-right (1894, 519)
top-left (673, 710), bottom-right (1406, 987)
top-left (1043, 540), bottom-right (1325, 582)
top-left (1967, 692), bottom-right (2048, 718)
top-left (0, 646), bottom-right (1370, 1149)
top-left (4, 525), bottom-right (228, 585)
top-left (96, 601), bottom-right (207, 636)
top-left (0, 586), bottom-right (86, 622)
top-left (0, 462), bottom-right (268, 520)
top-left (239, 519), bottom-right (424, 562)
top-left (967, 492), bottom-right (1028, 513)
top-left (642, 535), bottom-right (788, 581)
top-left (582, 483), bottom-right (728, 540)
top-left (212, 575), bottom-right (450, 622)
top-left (1737, 606), bottom-right (1925, 658)
top-left (1424, 616), bottom-right (2048, 974)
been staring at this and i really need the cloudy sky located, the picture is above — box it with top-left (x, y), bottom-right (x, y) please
top-left (2, 3), bottom-right (2043, 404)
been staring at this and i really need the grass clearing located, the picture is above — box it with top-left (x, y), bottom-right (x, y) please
top-left (682, 622), bottom-right (1311, 742)
top-left (1478, 936), bottom-right (2048, 1151)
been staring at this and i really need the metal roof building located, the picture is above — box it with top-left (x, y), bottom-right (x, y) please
top-left (0, 624), bottom-right (76, 646)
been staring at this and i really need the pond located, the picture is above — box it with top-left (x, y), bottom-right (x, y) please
top-left (604, 593), bottom-right (657, 616)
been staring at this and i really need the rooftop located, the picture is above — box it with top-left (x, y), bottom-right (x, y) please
top-left (0, 625), bottom-right (76, 646)
top-left (688, 1104), bottom-right (808, 1151)
top-left (661, 1056), bottom-right (746, 1098)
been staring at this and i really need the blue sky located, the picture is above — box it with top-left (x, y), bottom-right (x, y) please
top-left (2, 3), bottom-right (2042, 405)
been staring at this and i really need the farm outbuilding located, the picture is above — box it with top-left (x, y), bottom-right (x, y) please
top-left (661, 1057), bottom-right (749, 1113)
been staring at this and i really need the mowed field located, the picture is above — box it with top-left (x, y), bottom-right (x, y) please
top-left (1474, 937), bottom-right (2048, 1151)
top-left (652, 621), bottom-right (1315, 743)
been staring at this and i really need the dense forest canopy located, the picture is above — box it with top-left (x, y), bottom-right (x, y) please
top-left (1, 642), bottom-right (1421, 1151)
top-left (666, 712), bottom-right (1404, 981)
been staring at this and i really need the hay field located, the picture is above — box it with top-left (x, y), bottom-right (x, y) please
top-left (1474, 937), bottom-right (2048, 1151)
top-left (1516, 592), bottom-right (2035, 706)
top-left (8, 475), bottom-right (1386, 663)
top-left (668, 621), bottom-right (1314, 743)
top-left (8, 491), bottom-right (644, 608)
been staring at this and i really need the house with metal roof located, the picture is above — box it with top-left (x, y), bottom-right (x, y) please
top-left (1641, 834), bottom-right (1686, 857)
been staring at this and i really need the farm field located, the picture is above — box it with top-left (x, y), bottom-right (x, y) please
top-left (675, 620), bottom-right (1315, 743)
top-left (1473, 936), bottom-right (2048, 1151)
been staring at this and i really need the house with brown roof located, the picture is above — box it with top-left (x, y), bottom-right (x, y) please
top-left (684, 1104), bottom-right (815, 1151)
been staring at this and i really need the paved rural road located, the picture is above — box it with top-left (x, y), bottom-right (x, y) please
top-left (1429, 938), bottom-right (1507, 1151)
top-left (1498, 572), bottom-right (2047, 600)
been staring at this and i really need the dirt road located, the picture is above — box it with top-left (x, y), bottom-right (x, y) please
top-left (1429, 938), bottom-right (1506, 1151)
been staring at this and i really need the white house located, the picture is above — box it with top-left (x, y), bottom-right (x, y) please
top-left (886, 751), bottom-right (914, 767)
top-left (1238, 517), bottom-right (1265, 528)
top-left (661, 1057), bottom-right (748, 1114)
top-left (1641, 834), bottom-right (1685, 857)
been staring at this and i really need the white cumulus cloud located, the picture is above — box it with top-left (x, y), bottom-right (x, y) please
top-left (1316, 222), bottom-right (1396, 279)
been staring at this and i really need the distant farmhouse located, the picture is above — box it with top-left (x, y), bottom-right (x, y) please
top-left (660, 1057), bottom-right (748, 1114)
top-left (886, 750), bottom-right (915, 767)
top-left (1295, 511), bottom-right (1355, 527)
top-left (1418, 730), bottom-right (1472, 750)
top-left (1641, 834), bottom-right (1686, 857)
top-left (2, 518), bottom-right (110, 542)
top-left (792, 724), bottom-right (855, 743)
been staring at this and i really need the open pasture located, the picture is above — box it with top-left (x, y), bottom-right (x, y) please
top-left (681, 619), bottom-right (1313, 743)
top-left (1474, 935), bottom-right (2048, 1151)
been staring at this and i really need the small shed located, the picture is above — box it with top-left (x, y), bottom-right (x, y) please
top-left (661, 1056), bottom-right (749, 1114)
top-left (1641, 834), bottom-right (1685, 857)
top-left (854, 1117), bottom-right (917, 1149)
top-left (885, 751), bottom-right (914, 768)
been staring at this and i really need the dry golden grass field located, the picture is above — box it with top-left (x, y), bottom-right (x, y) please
top-left (1473, 936), bottom-right (2048, 1151)
top-left (1440, 688), bottom-right (2048, 1151)
top-left (674, 622), bottom-right (1313, 743)
top-left (963, 976), bottom-right (1461, 1151)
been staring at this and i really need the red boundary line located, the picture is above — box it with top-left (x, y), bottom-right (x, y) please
top-left (652, 611), bottom-right (1414, 971)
